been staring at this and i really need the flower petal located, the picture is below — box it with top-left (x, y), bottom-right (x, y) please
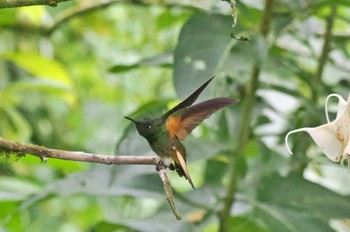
top-left (341, 140), bottom-right (350, 164)
top-left (325, 93), bottom-right (347, 123)
top-left (285, 128), bottom-right (311, 155)
top-left (312, 94), bottom-right (350, 162)
top-left (306, 124), bottom-right (343, 162)
top-left (285, 124), bottom-right (343, 161)
top-left (285, 93), bottom-right (350, 163)
top-left (332, 94), bottom-right (350, 154)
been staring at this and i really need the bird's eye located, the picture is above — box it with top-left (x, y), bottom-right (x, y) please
top-left (147, 124), bottom-right (152, 129)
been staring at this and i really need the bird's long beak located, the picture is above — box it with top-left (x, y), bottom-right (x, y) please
top-left (124, 116), bottom-right (137, 123)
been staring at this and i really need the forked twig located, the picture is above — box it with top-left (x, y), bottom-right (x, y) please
top-left (158, 166), bottom-right (181, 220)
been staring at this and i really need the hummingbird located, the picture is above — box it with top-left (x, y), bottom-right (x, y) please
top-left (125, 76), bottom-right (239, 189)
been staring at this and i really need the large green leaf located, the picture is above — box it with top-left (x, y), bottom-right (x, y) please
top-left (253, 173), bottom-right (350, 231)
top-left (173, 13), bottom-right (232, 99)
top-left (2, 53), bottom-right (72, 86)
top-left (254, 205), bottom-right (330, 232)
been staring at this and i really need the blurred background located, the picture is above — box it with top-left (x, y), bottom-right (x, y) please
top-left (0, 0), bottom-right (350, 231)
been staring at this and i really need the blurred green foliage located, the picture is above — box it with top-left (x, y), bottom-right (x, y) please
top-left (0, 0), bottom-right (350, 231)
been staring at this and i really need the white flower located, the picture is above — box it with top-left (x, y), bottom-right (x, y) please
top-left (285, 93), bottom-right (350, 163)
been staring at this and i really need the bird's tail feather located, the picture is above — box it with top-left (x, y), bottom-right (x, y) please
top-left (174, 148), bottom-right (196, 190)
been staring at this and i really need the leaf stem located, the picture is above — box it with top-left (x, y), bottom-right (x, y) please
top-left (218, 0), bottom-right (274, 231)
top-left (311, 5), bottom-right (337, 103)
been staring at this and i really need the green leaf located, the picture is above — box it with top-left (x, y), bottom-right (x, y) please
top-left (90, 221), bottom-right (129, 231)
top-left (173, 13), bottom-right (232, 98)
top-left (228, 216), bottom-right (267, 232)
top-left (254, 204), bottom-right (330, 232)
top-left (236, 1), bottom-right (263, 28)
top-left (184, 137), bottom-right (227, 162)
top-left (253, 173), bottom-right (350, 231)
top-left (2, 53), bottom-right (72, 86)
top-left (109, 52), bottom-right (173, 73)
top-left (203, 158), bottom-right (227, 184)
top-left (2, 105), bottom-right (32, 142)
top-left (0, 8), bottom-right (17, 27)
top-left (110, 209), bottom-right (195, 232)
top-left (0, 177), bottom-right (41, 201)
top-left (11, 79), bottom-right (76, 105)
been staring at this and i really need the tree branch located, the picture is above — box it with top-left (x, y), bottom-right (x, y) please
top-left (0, 0), bottom-right (71, 8)
top-left (0, 137), bottom-right (157, 165)
top-left (0, 136), bottom-right (186, 219)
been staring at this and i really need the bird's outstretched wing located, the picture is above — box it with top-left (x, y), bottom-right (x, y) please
top-left (166, 97), bottom-right (238, 141)
top-left (161, 76), bottom-right (215, 120)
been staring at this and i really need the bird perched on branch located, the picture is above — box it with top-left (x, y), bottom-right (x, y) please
top-left (125, 76), bottom-right (239, 189)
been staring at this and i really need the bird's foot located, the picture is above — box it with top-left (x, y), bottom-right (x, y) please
top-left (169, 163), bottom-right (175, 171)
top-left (156, 160), bottom-right (175, 171)
top-left (156, 161), bottom-right (165, 171)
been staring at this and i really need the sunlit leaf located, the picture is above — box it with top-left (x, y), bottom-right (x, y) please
top-left (18, 6), bottom-right (47, 26)
top-left (0, 8), bottom-right (17, 26)
top-left (2, 53), bottom-right (72, 86)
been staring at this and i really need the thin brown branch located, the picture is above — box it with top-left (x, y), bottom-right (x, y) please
top-left (0, 0), bottom-right (71, 8)
top-left (0, 137), bottom-right (186, 219)
top-left (0, 137), bottom-right (156, 165)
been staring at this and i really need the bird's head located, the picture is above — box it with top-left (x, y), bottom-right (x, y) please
top-left (124, 116), bottom-right (160, 139)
